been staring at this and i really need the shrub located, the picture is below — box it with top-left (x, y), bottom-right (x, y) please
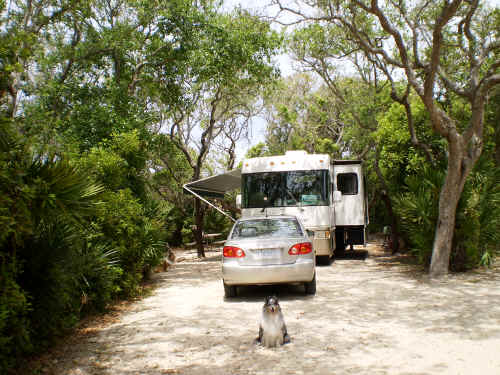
top-left (395, 165), bottom-right (500, 270)
top-left (90, 189), bottom-right (166, 296)
top-left (0, 256), bottom-right (32, 372)
top-left (0, 118), bottom-right (108, 370)
top-left (452, 167), bottom-right (500, 270)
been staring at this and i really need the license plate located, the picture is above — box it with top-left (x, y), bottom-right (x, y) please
top-left (254, 249), bottom-right (279, 258)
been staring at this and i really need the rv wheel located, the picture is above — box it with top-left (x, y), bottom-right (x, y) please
top-left (223, 282), bottom-right (237, 298)
top-left (335, 228), bottom-right (346, 257)
top-left (316, 255), bottom-right (331, 266)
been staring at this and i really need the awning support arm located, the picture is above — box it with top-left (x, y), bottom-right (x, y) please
top-left (183, 184), bottom-right (237, 222)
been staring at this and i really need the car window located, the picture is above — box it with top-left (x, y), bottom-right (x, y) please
top-left (231, 218), bottom-right (303, 239)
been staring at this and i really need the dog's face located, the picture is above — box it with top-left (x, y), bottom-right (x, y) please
top-left (263, 295), bottom-right (280, 314)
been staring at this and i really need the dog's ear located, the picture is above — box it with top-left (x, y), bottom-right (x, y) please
top-left (265, 295), bottom-right (279, 305)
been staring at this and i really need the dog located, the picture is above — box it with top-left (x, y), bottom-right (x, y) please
top-left (255, 296), bottom-right (291, 347)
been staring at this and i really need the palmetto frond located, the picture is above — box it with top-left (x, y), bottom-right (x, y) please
top-left (27, 159), bottom-right (105, 224)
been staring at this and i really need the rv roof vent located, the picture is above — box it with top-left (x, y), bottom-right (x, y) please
top-left (285, 150), bottom-right (307, 157)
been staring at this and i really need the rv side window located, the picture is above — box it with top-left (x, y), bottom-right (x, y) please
top-left (337, 173), bottom-right (358, 195)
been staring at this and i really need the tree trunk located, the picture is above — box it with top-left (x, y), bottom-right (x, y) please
top-left (380, 193), bottom-right (400, 254)
top-left (429, 137), bottom-right (468, 277)
top-left (495, 124), bottom-right (500, 167)
top-left (194, 199), bottom-right (205, 258)
top-left (374, 147), bottom-right (400, 254)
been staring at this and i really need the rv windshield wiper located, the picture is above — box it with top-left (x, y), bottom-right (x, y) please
top-left (260, 197), bottom-right (271, 212)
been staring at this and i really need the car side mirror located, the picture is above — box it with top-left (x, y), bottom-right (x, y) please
top-left (236, 194), bottom-right (242, 209)
top-left (333, 191), bottom-right (342, 202)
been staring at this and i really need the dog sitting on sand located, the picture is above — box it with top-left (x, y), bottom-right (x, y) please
top-left (255, 296), bottom-right (290, 347)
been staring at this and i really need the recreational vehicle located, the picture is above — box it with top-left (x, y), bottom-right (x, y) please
top-left (183, 150), bottom-right (368, 262)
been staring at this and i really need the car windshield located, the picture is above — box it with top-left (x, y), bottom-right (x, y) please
top-left (231, 218), bottom-right (303, 239)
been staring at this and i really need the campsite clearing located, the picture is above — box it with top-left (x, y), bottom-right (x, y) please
top-left (26, 241), bottom-right (500, 375)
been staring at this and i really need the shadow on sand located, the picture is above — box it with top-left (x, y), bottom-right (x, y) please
top-left (335, 249), bottom-right (369, 260)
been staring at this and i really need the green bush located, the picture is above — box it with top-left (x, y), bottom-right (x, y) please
top-left (77, 241), bottom-right (121, 313)
top-left (0, 256), bottom-right (32, 372)
top-left (452, 167), bottom-right (500, 270)
top-left (90, 189), bottom-right (166, 295)
top-left (394, 166), bottom-right (441, 266)
top-left (18, 222), bottom-right (82, 347)
top-left (0, 118), bottom-right (123, 370)
top-left (394, 165), bottom-right (500, 270)
top-left (0, 120), bottom-right (167, 371)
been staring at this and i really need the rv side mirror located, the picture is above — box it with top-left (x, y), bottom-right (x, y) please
top-left (306, 230), bottom-right (315, 238)
top-left (236, 194), bottom-right (242, 209)
top-left (333, 191), bottom-right (342, 202)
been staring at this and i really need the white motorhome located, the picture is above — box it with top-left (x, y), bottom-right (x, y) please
top-left (240, 151), bottom-right (367, 262)
top-left (183, 150), bottom-right (368, 262)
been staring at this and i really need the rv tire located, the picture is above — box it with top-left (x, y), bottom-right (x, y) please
top-left (223, 282), bottom-right (237, 298)
top-left (316, 255), bottom-right (331, 266)
top-left (335, 228), bottom-right (346, 257)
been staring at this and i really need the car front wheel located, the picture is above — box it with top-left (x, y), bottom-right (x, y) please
top-left (304, 274), bottom-right (316, 295)
top-left (223, 282), bottom-right (237, 298)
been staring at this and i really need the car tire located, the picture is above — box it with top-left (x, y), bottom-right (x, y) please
top-left (304, 274), bottom-right (316, 295)
top-left (223, 282), bottom-right (237, 298)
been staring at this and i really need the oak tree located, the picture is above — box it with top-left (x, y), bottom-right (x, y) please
top-left (274, 0), bottom-right (500, 277)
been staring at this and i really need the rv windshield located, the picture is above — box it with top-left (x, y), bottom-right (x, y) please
top-left (242, 170), bottom-right (329, 208)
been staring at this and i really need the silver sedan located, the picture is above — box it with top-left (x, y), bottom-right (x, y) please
top-left (222, 216), bottom-right (316, 297)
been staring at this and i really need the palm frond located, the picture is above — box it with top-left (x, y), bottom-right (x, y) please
top-left (27, 159), bottom-right (105, 224)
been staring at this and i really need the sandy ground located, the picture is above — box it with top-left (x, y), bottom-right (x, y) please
top-left (27, 241), bottom-right (500, 375)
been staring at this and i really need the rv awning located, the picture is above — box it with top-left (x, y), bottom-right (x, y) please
top-left (183, 169), bottom-right (241, 199)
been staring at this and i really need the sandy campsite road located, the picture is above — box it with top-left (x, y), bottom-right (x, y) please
top-left (33, 241), bottom-right (500, 375)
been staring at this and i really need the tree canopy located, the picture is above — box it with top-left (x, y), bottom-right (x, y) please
top-left (274, 0), bottom-right (500, 276)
